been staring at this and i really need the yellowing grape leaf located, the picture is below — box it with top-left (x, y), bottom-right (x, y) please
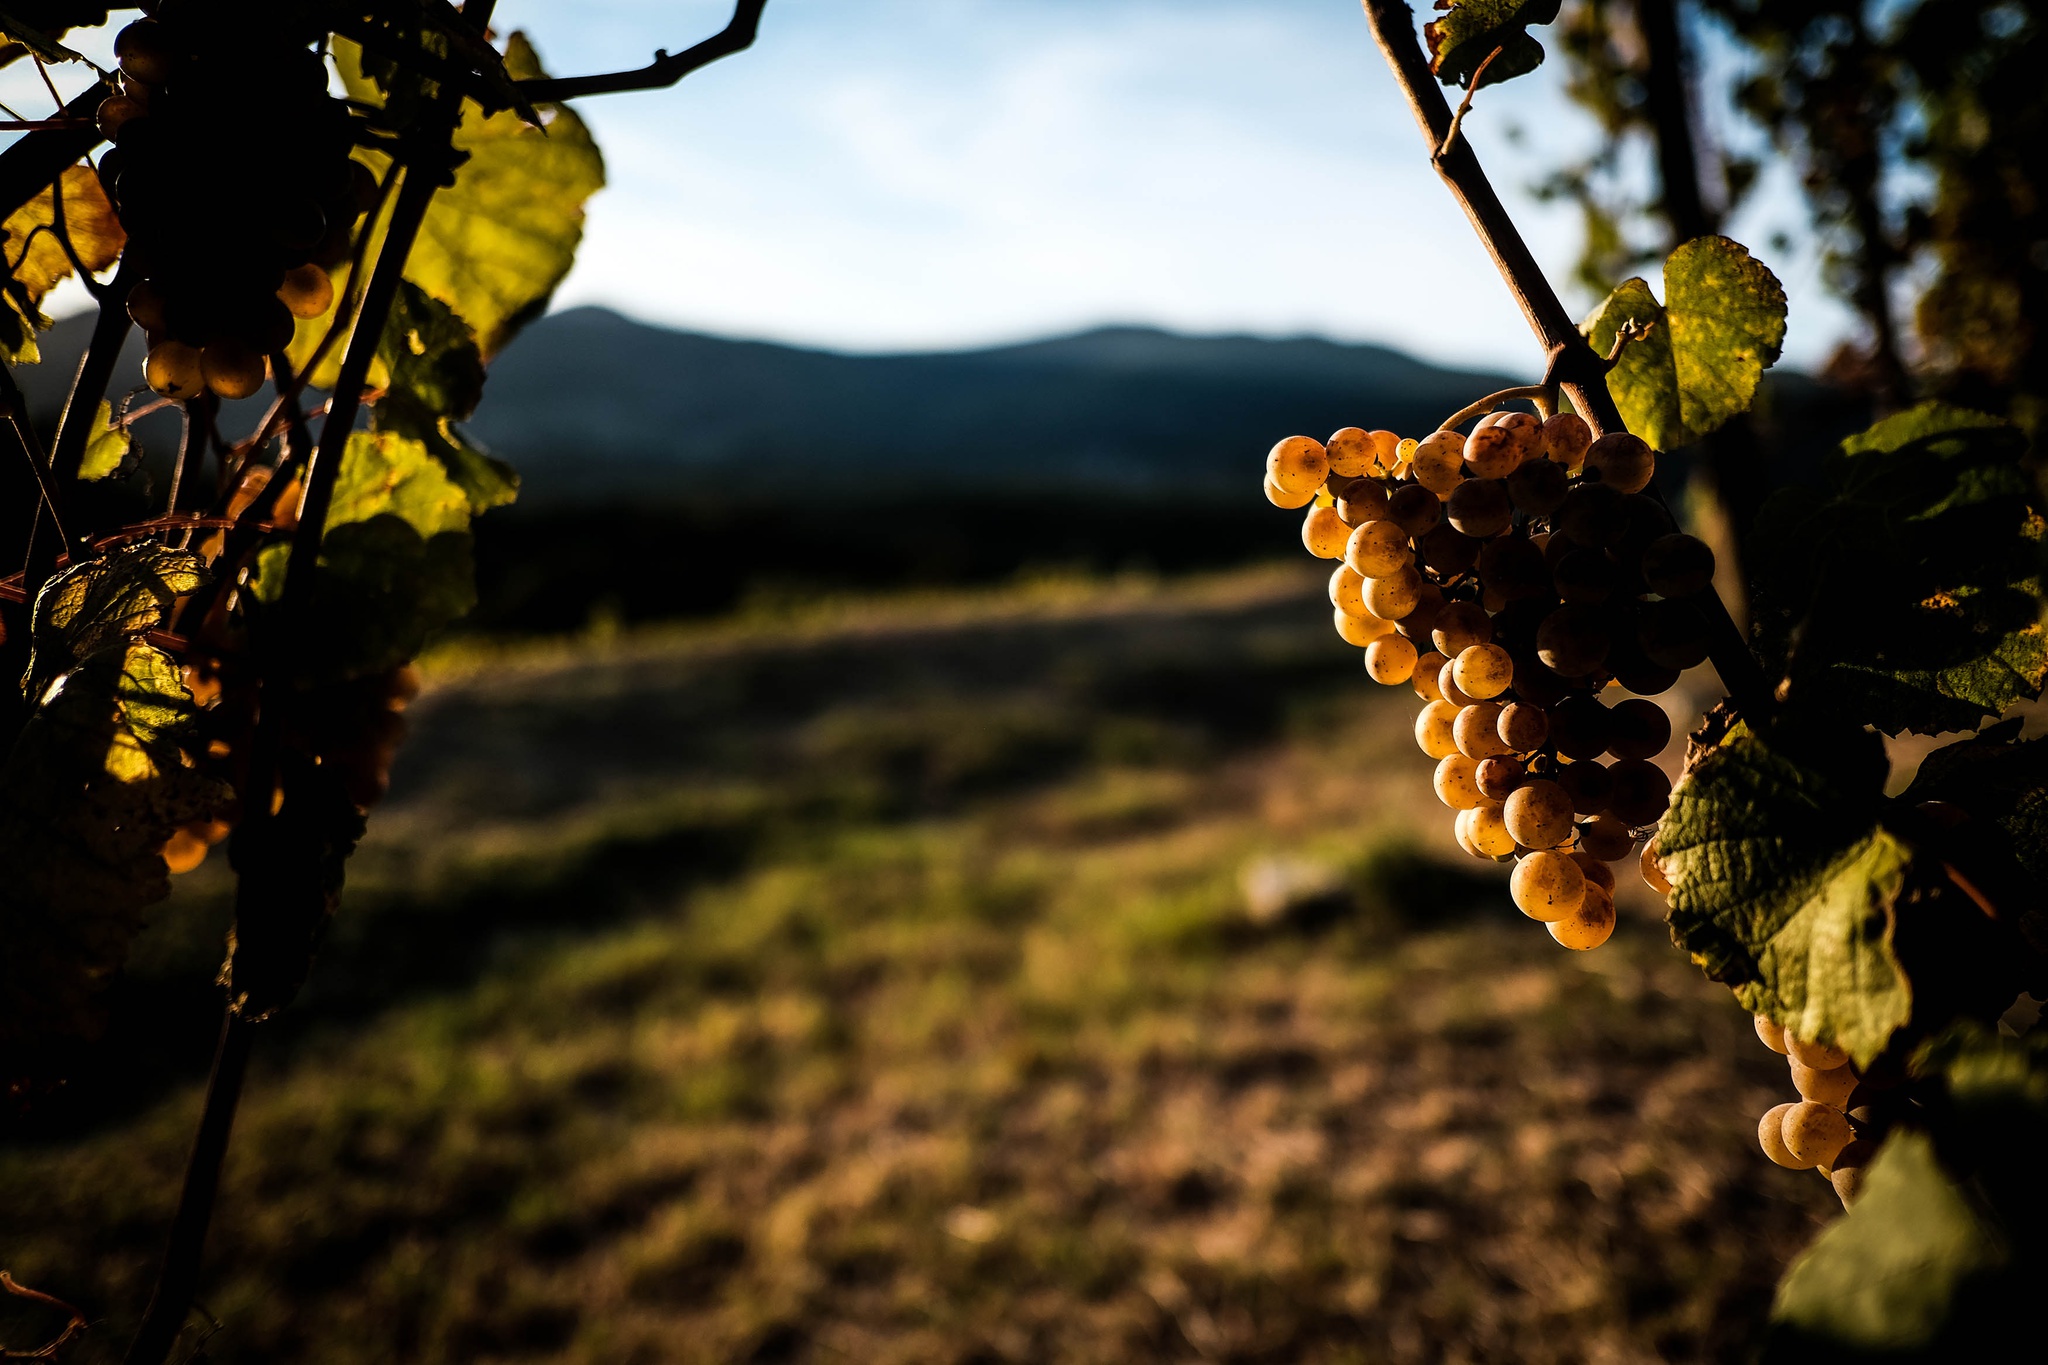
top-left (327, 429), bottom-right (473, 540)
top-left (1748, 404), bottom-right (2046, 736)
top-left (1425, 0), bottom-right (1562, 88)
top-left (335, 32), bottom-right (604, 358)
top-left (76, 399), bottom-right (130, 481)
top-left (1582, 236), bottom-right (1786, 451)
top-left (375, 282), bottom-right (517, 512)
top-left (1661, 727), bottom-right (1911, 1067)
top-left (0, 162), bottom-right (125, 363)
top-left (25, 542), bottom-right (206, 696)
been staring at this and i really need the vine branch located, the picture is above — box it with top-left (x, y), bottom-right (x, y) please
top-left (512, 0), bottom-right (768, 102)
top-left (1358, 0), bottom-right (1773, 721)
top-left (0, 1272), bottom-right (87, 1360)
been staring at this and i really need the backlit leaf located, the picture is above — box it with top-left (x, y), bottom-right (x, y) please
top-left (0, 163), bottom-right (125, 364)
top-left (76, 399), bottom-right (131, 481)
top-left (1425, 0), bottom-right (1563, 89)
top-left (375, 282), bottom-right (518, 512)
top-left (25, 542), bottom-right (206, 696)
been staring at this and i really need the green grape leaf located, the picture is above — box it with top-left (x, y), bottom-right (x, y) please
top-left (1748, 404), bottom-right (2046, 736)
top-left (374, 281), bottom-right (518, 512)
top-left (250, 431), bottom-right (477, 680)
top-left (0, 640), bottom-right (231, 1064)
top-left (1661, 727), bottom-right (1911, 1067)
top-left (336, 32), bottom-right (605, 357)
top-left (25, 542), bottom-right (206, 696)
top-left (1767, 1131), bottom-right (2004, 1356)
top-left (1424, 0), bottom-right (1562, 88)
top-left (76, 398), bottom-right (131, 481)
top-left (0, 162), bottom-right (126, 364)
top-left (1582, 236), bottom-right (1787, 451)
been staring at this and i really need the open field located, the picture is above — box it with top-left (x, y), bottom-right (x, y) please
top-left (0, 567), bottom-right (1836, 1364)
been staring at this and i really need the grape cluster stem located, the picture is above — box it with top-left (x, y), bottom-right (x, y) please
top-left (1360, 0), bottom-right (1772, 722)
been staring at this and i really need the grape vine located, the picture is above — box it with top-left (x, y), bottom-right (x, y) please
top-left (0, 2), bottom-right (767, 1361)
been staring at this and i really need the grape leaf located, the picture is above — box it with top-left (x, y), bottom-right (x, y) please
top-left (1661, 727), bottom-right (1911, 1067)
top-left (0, 163), bottom-right (126, 364)
top-left (0, 4), bottom-right (91, 62)
top-left (0, 641), bottom-right (231, 1064)
top-left (335, 32), bottom-right (605, 357)
top-left (1904, 728), bottom-right (2048, 886)
top-left (25, 542), bottom-right (206, 696)
top-left (375, 282), bottom-right (518, 513)
top-left (1425, 0), bottom-right (1563, 89)
top-left (1748, 404), bottom-right (2046, 736)
top-left (250, 431), bottom-right (476, 680)
top-left (1582, 236), bottom-right (1787, 451)
top-left (76, 399), bottom-right (131, 482)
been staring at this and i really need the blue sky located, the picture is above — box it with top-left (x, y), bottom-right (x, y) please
top-left (15, 0), bottom-right (1855, 373)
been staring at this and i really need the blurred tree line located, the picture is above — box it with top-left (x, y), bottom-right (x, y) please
top-left (1548, 0), bottom-right (2045, 437)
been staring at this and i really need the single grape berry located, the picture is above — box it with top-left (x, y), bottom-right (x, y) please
top-left (1338, 483), bottom-right (1392, 529)
top-left (1548, 696), bottom-right (1611, 760)
top-left (278, 262), bottom-right (336, 320)
top-left (1547, 883), bottom-right (1615, 949)
top-left (144, 340), bottom-right (205, 398)
top-left (1829, 1141), bottom-right (1877, 1206)
top-left (1540, 411), bottom-right (1592, 467)
top-left (1346, 519), bottom-right (1410, 578)
top-left (201, 342), bottom-right (267, 400)
top-left (1267, 476), bottom-right (1316, 509)
top-left (1611, 653), bottom-right (1682, 697)
top-left (1330, 565), bottom-right (1370, 617)
top-left (1578, 813), bottom-right (1637, 861)
top-left (1504, 779), bottom-right (1575, 849)
top-left (1365, 566), bottom-right (1424, 620)
top-left (1411, 651), bottom-right (1449, 701)
top-left (1511, 849), bottom-right (1585, 922)
top-left (1791, 1059), bottom-right (1858, 1108)
top-left (1510, 654), bottom-right (1571, 707)
top-left (1556, 759), bottom-right (1613, 815)
top-left (1334, 608), bottom-right (1391, 647)
top-left (1387, 483), bottom-right (1442, 537)
top-left (1463, 420), bottom-right (1527, 479)
top-left (1303, 505), bottom-right (1352, 559)
top-left (115, 19), bottom-right (176, 84)
top-left (1434, 753), bottom-right (1486, 810)
top-left (1505, 456), bottom-right (1567, 514)
top-left (1606, 698), bottom-right (1672, 760)
top-left (1326, 426), bottom-right (1377, 477)
top-left (1268, 435), bottom-right (1329, 494)
top-left (1454, 807), bottom-right (1484, 860)
top-left (1755, 1014), bottom-right (1790, 1055)
top-left (1607, 758), bottom-right (1673, 826)
top-left (1641, 840), bottom-right (1673, 895)
top-left (1536, 602), bottom-right (1613, 677)
top-left (1638, 598), bottom-right (1710, 670)
top-left (1453, 643), bottom-right (1514, 700)
top-left (1468, 804), bottom-right (1518, 857)
top-left (1476, 536), bottom-right (1547, 600)
top-left (1475, 755), bottom-right (1525, 801)
top-left (1497, 701), bottom-right (1548, 752)
top-left (1431, 601), bottom-right (1491, 657)
top-left (1454, 702), bottom-right (1511, 761)
top-left (1416, 700), bottom-right (1462, 759)
top-left (1584, 432), bottom-right (1655, 493)
top-left (1555, 482), bottom-right (1627, 548)
top-left (1641, 532), bottom-right (1716, 598)
top-left (1410, 430), bottom-right (1465, 496)
top-left (1365, 634), bottom-right (1420, 684)
top-left (1437, 660), bottom-right (1479, 709)
top-left (1787, 1035), bottom-right (1852, 1071)
top-left (1397, 583), bottom-right (1446, 641)
top-left (1552, 547), bottom-right (1618, 603)
top-left (1447, 478), bottom-right (1512, 537)
top-left (1571, 850), bottom-right (1617, 894)
top-left (1758, 1103), bottom-right (1807, 1168)
top-left (127, 278), bottom-right (170, 333)
top-left (1781, 1102), bottom-right (1853, 1169)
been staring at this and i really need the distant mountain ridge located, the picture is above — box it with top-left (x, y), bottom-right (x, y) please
top-left (21, 306), bottom-right (1515, 502)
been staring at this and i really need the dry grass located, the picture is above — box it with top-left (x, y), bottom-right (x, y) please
top-left (0, 568), bottom-right (1834, 1363)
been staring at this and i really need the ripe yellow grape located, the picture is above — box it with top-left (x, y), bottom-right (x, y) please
top-left (1302, 505), bottom-right (1352, 558)
top-left (1453, 643), bottom-right (1514, 700)
top-left (1546, 882), bottom-right (1615, 949)
top-left (1365, 567), bottom-right (1424, 620)
top-left (1540, 411), bottom-right (1593, 467)
top-left (1830, 1141), bottom-right (1876, 1206)
top-left (1365, 633), bottom-right (1420, 684)
top-left (1337, 480), bottom-right (1391, 527)
top-left (1345, 519), bottom-right (1411, 577)
top-left (1463, 421), bottom-right (1527, 479)
top-left (145, 340), bottom-right (206, 399)
top-left (202, 342), bottom-right (267, 400)
top-left (278, 262), bottom-right (336, 319)
top-left (1415, 700), bottom-right (1462, 760)
top-left (1504, 779), bottom-right (1574, 849)
top-left (1781, 1102), bottom-right (1854, 1169)
top-left (1266, 475), bottom-right (1316, 509)
top-left (1497, 701), bottom-right (1548, 752)
top-left (1578, 813), bottom-right (1636, 861)
top-left (1411, 651), bottom-right (1448, 701)
top-left (1397, 582), bottom-right (1445, 641)
top-left (1410, 430), bottom-right (1465, 496)
top-left (1431, 601), bottom-right (1491, 657)
top-left (1334, 606), bottom-right (1393, 647)
top-left (1326, 426), bottom-right (1377, 477)
top-left (1571, 849), bottom-right (1617, 893)
top-left (1787, 1035), bottom-right (1852, 1071)
top-left (1470, 803), bottom-right (1518, 856)
top-left (1791, 1059), bottom-right (1859, 1108)
top-left (1447, 477), bottom-right (1512, 537)
top-left (1754, 1014), bottom-right (1789, 1055)
top-left (1758, 1102), bottom-right (1807, 1168)
top-left (1454, 806), bottom-right (1484, 859)
top-left (1511, 850), bottom-right (1585, 921)
top-left (1437, 659), bottom-right (1479, 709)
top-left (1585, 432), bottom-right (1655, 494)
top-left (1434, 754), bottom-right (1485, 810)
top-left (1641, 839), bottom-right (1673, 895)
top-left (1267, 435), bottom-right (1330, 494)
top-left (1454, 702), bottom-right (1511, 761)
top-left (1368, 429), bottom-right (1402, 470)
top-left (162, 826), bottom-right (210, 875)
top-left (1330, 564), bottom-right (1371, 617)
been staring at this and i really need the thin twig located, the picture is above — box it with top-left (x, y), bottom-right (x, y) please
top-left (513, 0), bottom-right (768, 102)
top-left (22, 255), bottom-right (135, 594)
top-left (1357, 0), bottom-right (1773, 721)
top-left (1437, 44), bottom-right (1505, 159)
top-left (0, 1272), bottom-right (88, 1361)
top-left (0, 365), bottom-right (72, 553)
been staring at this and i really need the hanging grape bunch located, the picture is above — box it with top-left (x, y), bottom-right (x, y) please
top-left (1265, 405), bottom-right (1717, 949)
top-left (98, 0), bottom-right (368, 400)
